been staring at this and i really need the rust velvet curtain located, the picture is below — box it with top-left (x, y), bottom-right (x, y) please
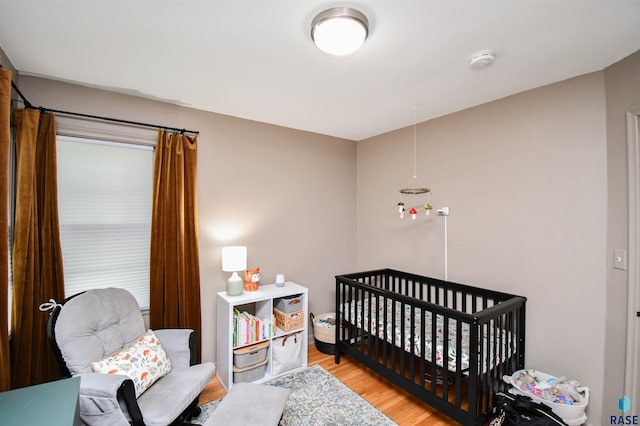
top-left (0, 68), bottom-right (12, 391)
top-left (10, 108), bottom-right (64, 388)
top-left (150, 130), bottom-right (202, 360)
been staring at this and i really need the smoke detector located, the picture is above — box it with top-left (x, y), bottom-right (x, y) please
top-left (469, 50), bottom-right (496, 69)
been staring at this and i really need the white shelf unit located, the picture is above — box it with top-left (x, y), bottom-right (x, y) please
top-left (216, 282), bottom-right (308, 391)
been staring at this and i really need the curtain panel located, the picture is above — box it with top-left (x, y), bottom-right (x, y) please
top-left (0, 68), bottom-right (11, 391)
top-left (10, 109), bottom-right (64, 388)
top-left (150, 131), bottom-right (202, 361)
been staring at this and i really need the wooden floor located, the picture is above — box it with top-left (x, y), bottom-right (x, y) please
top-left (200, 344), bottom-right (460, 425)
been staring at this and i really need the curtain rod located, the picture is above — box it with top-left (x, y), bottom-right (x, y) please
top-left (1, 63), bottom-right (200, 136)
top-left (24, 104), bottom-right (199, 136)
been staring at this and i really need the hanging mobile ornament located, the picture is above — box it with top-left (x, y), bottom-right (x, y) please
top-left (397, 202), bottom-right (405, 219)
top-left (409, 207), bottom-right (418, 220)
top-left (425, 203), bottom-right (433, 216)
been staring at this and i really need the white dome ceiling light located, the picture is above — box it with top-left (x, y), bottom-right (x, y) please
top-left (469, 50), bottom-right (497, 69)
top-left (311, 7), bottom-right (369, 56)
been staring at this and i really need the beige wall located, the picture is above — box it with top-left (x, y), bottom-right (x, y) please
top-left (603, 49), bottom-right (640, 421)
top-left (357, 72), bottom-right (609, 423)
top-left (18, 75), bottom-right (357, 365)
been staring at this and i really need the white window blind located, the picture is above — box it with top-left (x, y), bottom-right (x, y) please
top-left (57, 135), bottom-right (153, 308)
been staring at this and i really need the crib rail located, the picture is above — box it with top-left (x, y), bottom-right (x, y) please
top-left (335, 269), bottom-right (526, 426)
top-left (341, 269), bottom-right (517, 312)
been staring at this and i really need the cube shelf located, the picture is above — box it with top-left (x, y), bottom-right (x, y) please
top-left (216, 282), bottom-right (308, 391)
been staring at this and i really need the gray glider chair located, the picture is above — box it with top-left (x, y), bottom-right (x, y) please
top-left (47, 288), bottom-right (215, 426)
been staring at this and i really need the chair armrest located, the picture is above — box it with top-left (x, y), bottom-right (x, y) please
top-left (78, 373), bottom-right (144, 426)
top-left (154, 329), bottom-right (196, 368)
top-left (80, 372), bottom-right (129, 398)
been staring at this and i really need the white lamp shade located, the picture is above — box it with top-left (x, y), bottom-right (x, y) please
top-left (311, 7), bottom-right (369, 56)
top-left (222, 246), bottom-right (247, 272)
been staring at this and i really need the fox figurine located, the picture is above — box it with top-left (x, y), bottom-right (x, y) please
top-left (244, 267), bottom-right (260, 291)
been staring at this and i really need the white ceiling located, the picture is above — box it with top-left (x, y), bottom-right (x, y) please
top-left (1, 1), bottom-right (639, 141)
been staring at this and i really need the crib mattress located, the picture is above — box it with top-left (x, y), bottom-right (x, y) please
top-left (341, 297), bottom-right (512, 372)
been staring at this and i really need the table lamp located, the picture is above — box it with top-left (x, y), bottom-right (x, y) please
top-left (222, 246), bottom-right (247, 296)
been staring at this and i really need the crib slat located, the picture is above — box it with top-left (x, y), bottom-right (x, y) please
top-left (419, 306), bottom-right (426, 391)
top-left (391, 295), bottom-right (397, 372)
top-left (442, 313), bottom-right (449, 401)
top-left (481, 323), bottom-right (489, 414)
top-left (400, 301), bottom-right (406, 377)
top-left (409, 304), bottom-right (416, 383)
top-left (382, 294), bottom-right (388, 367)
top-left (455, 319), bottom-right (463, 407)
top-left (430, 311), bottom-right (437, 394)
top-left (366, 290), bottom-right (372, 358)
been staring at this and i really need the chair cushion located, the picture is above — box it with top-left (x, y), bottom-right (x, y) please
top-left (137, 362), bottom-right (216, 426)
top-left (54, 288), bottom-right (146, 375)
top-left (204, 383), bottom-right (289, 426)
top-left (91, 330), bottom-right (172, 398)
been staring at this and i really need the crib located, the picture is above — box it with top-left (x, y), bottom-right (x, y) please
top-left (335, 269), bottom-right (526, 425)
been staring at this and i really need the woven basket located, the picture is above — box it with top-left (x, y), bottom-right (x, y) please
top-left (274, 308), bottom-right (303, 331)
top-left (311, 312), bottom-right (335, 344)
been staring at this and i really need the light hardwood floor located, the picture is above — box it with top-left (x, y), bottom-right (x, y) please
top-left (199, 344), bottom-right (460, 425)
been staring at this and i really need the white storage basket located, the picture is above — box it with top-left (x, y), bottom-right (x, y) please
top-left (311, 312), bottom-right (336, 355)
top-left (233, 359), bottom-right (268, 383)
top-left (274, 295), bottom-right (303, 313)
top-left (233, 341), bottom-right (269, 368)
top-left (311, 312), bottom-right (335, 344)
top-left (504, 369), bottom-right (589, 426)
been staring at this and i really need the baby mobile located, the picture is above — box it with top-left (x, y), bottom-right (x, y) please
top-left (397, 193), bottom-right (432, 220)
top-left (397, 105), bottom-right (433, 221)
top-left (394, 106), bottom-right (451, 281)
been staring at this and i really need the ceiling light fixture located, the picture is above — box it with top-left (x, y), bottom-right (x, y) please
top-left (311, 7), bottom-right (369, 56)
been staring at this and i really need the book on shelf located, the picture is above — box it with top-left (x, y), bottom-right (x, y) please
top-left (233, 308), bottom-right (275, 347)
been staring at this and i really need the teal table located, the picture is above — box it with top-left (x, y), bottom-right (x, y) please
top-left (0, 376), bottom-right (81, 425)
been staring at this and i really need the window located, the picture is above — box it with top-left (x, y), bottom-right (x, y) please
top-left (56, 136), bottom-right (154, 308)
